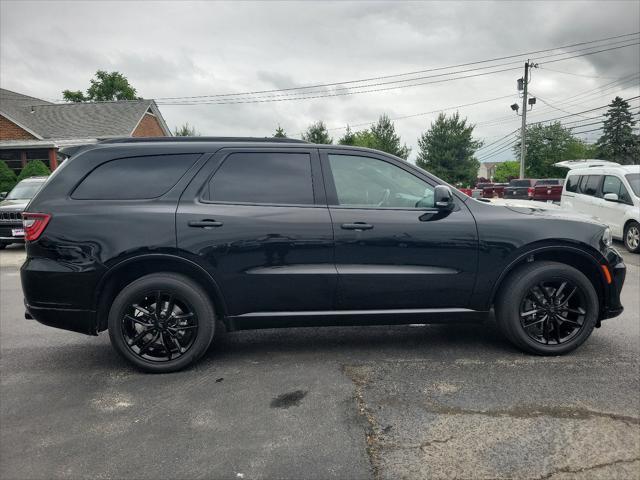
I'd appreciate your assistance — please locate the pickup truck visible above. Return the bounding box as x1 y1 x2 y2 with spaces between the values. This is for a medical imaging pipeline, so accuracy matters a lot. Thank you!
532 179 564 203
504 179 538 200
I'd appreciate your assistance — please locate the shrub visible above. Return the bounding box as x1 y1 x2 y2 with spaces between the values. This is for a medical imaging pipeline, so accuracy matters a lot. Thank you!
17 160 50 182
0 160 17 194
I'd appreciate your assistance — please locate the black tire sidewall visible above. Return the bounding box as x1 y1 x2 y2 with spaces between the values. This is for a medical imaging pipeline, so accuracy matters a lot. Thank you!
624 221 640 253
108 273 215 373
497 262 598 355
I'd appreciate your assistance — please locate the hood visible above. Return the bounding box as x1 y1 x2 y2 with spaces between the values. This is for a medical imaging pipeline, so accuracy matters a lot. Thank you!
0 199 29 211
502 203 604 227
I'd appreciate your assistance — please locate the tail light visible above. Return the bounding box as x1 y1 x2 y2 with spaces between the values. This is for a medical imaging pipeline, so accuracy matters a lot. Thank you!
22 213 51 241
527 187 534 197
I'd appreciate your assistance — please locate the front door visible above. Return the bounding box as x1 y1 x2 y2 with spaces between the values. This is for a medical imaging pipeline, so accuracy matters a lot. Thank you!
320 151 478 310
177 148 336 316
598 174 633 238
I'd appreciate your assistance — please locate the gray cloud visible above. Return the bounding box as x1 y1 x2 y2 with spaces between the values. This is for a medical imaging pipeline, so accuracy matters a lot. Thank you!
1 0 638 161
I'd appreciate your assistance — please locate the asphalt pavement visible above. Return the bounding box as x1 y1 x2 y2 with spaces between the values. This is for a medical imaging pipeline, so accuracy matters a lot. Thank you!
1 243 638 480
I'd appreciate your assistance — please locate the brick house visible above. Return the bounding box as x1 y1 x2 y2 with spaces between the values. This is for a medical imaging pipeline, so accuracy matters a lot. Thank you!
0 88 171 174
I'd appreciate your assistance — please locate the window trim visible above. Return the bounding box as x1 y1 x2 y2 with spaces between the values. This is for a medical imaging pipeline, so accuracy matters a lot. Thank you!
197 147 324 208
319 149 446 211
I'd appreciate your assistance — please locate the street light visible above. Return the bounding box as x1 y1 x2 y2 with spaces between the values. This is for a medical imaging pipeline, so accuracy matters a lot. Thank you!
510 103 520 113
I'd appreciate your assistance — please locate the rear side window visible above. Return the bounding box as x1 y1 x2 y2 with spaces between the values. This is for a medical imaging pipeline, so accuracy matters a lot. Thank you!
72 154 200 200
580 175 602 196
565 175 581 192
206 152 314 205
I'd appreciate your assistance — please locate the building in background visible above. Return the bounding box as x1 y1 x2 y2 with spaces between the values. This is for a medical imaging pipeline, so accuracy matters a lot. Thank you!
0 88 171 174
477 160 504 181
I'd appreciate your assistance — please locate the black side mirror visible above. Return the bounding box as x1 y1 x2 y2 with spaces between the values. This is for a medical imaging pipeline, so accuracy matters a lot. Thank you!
434 185 454 211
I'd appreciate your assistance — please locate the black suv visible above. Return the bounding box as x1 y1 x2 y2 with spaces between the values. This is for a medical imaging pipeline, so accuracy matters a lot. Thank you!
21 138 626 372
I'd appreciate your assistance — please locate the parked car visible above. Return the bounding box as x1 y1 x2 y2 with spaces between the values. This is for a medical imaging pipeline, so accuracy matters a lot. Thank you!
472 182 494 198
21 138 625 372
482 183 508 199
532 179 564 203
0 176 48 249
504 178 538 199
560 163 640 253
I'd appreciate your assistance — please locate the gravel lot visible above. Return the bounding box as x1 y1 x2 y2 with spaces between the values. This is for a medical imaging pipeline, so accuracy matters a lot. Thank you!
1 243 638 480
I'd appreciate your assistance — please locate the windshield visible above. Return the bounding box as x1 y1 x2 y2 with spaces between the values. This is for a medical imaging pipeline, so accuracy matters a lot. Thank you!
6 180 45 200
509 180 532 187
626 173 640 196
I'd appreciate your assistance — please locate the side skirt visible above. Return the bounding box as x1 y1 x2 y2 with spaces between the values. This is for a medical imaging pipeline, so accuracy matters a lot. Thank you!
225 308 490 331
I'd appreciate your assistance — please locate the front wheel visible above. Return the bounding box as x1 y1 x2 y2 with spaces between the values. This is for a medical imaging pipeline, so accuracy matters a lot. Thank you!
108 273 215 373
495 261 599 355
624 221 640 253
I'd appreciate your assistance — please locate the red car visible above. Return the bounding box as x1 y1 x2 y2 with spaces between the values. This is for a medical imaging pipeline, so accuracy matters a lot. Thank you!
532 179 564 202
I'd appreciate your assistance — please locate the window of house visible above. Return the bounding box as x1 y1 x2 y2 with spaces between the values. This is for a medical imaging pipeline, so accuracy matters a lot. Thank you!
206 152 314 205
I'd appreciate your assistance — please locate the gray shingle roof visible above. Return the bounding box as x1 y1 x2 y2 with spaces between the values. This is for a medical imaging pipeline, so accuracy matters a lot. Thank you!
0 88 170 139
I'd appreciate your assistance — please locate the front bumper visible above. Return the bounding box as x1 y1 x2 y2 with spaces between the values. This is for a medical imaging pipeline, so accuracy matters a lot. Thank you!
0 222 25 244
600 248 626 320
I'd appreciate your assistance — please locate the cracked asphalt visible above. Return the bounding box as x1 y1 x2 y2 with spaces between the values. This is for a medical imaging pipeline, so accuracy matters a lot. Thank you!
1 244 639 479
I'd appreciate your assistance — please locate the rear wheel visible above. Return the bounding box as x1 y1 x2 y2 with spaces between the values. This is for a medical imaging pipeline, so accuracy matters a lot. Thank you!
108 273 215 372
624 221 640 253
495 261 599 355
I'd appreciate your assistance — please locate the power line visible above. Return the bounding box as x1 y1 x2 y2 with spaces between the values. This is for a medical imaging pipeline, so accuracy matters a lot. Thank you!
537 65 620 79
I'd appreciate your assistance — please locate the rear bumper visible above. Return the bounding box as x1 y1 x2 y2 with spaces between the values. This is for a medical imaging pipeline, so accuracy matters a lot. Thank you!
24 301 98 335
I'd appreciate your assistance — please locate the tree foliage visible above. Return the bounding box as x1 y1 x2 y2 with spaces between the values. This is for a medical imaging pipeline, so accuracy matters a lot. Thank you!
302 121 333 144
174 122 199 136
514 122 595 178
338 126 375 147
63 70 139 102
416 112 482 186
273 125 287 138
337 116 410 159
596 96 639 164
0 161 17 193
493 161 520 183
17 160 50 182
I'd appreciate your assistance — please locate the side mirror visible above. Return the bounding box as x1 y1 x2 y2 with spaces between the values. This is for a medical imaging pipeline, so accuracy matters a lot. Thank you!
603 193 619 202
0 192 6 200
434 185 454 210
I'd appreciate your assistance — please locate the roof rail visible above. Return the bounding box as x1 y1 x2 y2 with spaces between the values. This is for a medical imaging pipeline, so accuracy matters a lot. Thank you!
554 159 620 170
98 136 309 144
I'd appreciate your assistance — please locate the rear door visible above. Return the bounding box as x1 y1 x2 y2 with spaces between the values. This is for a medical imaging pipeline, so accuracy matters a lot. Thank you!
320 150 478 310
176 147 336 316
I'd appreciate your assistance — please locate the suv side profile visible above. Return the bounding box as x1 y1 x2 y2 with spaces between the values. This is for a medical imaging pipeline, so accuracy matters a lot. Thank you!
560 164 640 253
21 138 626 372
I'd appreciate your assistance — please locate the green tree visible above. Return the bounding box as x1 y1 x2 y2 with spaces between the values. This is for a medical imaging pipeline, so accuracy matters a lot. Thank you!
369 114 411 159
273 125 287 138
596 96 639 164
0 161 17 193
416 112 483 186
174 122 199 136
338 126 376 148
302 121 333 144
493 161 520 183
63 70 139 102
17 160 50 182
515 122 590 178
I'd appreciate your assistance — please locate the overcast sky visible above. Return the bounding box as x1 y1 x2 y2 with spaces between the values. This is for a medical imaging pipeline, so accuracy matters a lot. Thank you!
1 0 639 162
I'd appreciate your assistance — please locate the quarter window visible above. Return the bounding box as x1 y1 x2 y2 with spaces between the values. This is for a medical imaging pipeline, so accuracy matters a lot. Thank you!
206 152 314 205
327 154 434 208
72 154 200 200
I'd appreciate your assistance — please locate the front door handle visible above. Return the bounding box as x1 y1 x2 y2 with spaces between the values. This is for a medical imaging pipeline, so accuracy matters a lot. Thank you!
188 219 223 228
341 222 373 231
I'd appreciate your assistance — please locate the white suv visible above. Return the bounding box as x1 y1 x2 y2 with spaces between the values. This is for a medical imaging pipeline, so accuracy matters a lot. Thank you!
559 161 640 253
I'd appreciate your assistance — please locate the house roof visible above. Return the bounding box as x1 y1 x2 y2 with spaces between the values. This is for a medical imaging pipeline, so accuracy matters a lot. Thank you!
0 88 171 140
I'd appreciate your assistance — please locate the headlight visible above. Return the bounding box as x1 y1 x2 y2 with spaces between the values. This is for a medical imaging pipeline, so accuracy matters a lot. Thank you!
602 227 613 247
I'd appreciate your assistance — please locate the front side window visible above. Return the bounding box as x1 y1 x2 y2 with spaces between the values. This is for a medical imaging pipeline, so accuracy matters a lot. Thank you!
206 152 314 205
602 175 632 203
328 154 434 208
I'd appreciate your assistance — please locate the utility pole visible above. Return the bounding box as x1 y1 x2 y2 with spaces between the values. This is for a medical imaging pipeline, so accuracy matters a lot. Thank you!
519 61 529 179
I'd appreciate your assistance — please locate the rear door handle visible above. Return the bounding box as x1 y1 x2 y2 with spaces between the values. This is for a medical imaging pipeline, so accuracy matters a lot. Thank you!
341 222 373 231
188 219 223 228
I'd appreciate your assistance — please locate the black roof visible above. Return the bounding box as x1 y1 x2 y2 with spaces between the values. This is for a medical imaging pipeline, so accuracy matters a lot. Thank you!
99 136 309 144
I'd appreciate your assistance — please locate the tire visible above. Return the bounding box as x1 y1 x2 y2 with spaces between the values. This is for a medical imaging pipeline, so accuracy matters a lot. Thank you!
0 243 7 250
108 273 215 373
495 261 599 355
624 221 640 254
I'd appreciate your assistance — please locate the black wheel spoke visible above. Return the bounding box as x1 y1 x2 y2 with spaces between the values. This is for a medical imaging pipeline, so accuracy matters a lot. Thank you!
553 315 561 344
564 307 586 315
559 287 577 306
121 290 198 363
524 314 547 328
554 281 567 301
521 308 542 317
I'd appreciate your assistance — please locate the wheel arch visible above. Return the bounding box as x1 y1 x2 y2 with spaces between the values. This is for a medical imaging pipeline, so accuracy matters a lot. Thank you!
488 243 608 314
95 254 227 332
